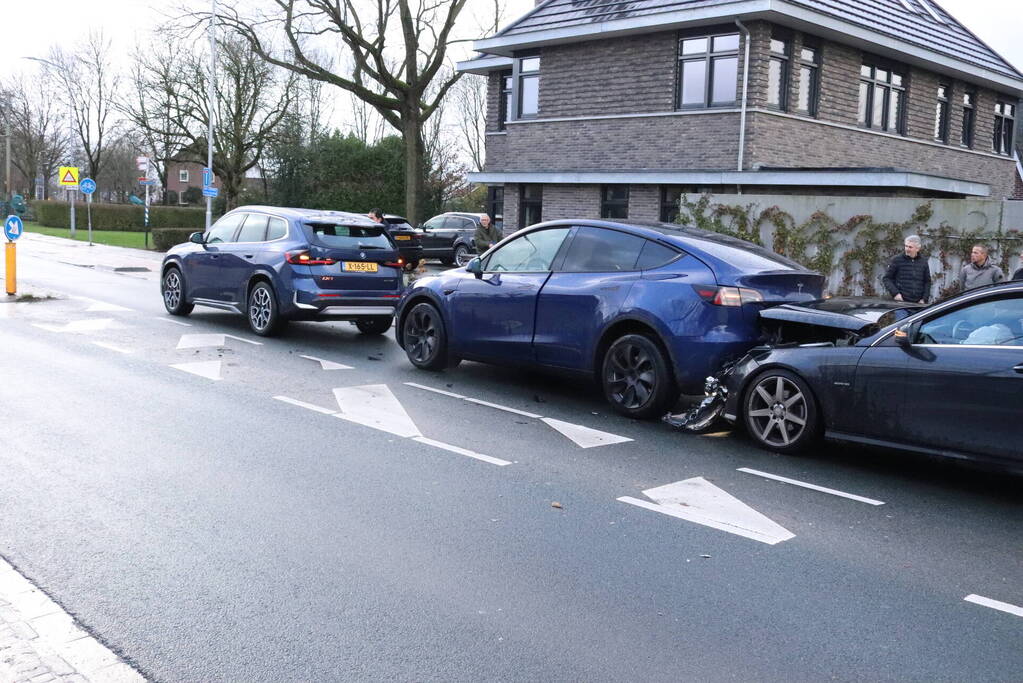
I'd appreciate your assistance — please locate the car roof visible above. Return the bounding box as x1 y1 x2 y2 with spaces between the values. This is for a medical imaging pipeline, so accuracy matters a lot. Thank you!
524 219 811 273
228 205 378 225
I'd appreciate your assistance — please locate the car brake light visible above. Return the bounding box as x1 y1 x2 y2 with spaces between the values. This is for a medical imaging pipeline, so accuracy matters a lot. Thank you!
383 258 405 268
286 250 336 266
692 285 764 306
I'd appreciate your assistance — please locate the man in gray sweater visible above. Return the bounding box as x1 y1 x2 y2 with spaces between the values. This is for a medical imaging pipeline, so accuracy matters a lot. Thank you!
959 244 1004 291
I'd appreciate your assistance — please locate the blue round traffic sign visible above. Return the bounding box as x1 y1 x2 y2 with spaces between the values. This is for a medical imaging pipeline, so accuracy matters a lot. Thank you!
4 215 24 241
80 178 97 195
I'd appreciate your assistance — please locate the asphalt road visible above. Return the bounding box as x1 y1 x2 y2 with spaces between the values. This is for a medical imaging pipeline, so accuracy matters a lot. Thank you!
1 236 1020 682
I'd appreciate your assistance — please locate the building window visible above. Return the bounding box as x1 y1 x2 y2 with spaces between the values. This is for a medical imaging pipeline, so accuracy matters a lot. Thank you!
519 185 542 228
498 71 512 130
487 186 505 231
660 187 683 222
934 84 950 143
767 32 789 110
796 41 820 116
677 31 739 109
993 100 1016 155
600 186 629 219
179 169 189 183
516 56 540 119
858 62 905 134
961 91 976 148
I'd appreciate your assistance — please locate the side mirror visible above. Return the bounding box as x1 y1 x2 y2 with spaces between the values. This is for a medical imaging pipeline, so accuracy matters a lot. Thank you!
466 257 483 279
894 323 914 347
189 232 206 246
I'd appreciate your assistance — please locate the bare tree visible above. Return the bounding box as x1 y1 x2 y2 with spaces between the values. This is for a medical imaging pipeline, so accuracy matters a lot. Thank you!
124 34 298 209
209 0 472 223
41 30 121 183
4 76 71 198
451 74 487 173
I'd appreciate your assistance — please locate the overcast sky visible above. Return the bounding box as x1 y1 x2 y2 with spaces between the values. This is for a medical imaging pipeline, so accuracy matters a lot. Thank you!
3 1 1020 95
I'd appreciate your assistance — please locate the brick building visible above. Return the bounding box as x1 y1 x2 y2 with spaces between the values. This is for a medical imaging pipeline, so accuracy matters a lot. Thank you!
458 0 1023 230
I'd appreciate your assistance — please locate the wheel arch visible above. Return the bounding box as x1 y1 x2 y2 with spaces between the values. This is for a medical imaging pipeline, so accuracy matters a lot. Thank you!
736 363 825 430
395 292 448 347
592 317 677 377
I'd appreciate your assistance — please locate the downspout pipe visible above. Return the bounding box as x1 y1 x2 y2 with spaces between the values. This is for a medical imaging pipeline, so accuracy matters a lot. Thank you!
735 19 751 180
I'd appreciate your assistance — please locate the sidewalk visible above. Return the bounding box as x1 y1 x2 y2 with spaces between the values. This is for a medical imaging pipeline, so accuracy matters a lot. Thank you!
14 233 163 281
0 557 143 682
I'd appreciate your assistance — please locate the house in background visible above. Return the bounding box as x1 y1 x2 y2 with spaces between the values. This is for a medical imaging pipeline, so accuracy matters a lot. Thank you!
166 147 264 204
459 0 1023 229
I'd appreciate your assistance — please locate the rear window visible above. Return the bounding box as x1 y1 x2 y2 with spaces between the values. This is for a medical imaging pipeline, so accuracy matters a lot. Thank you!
690 238 802 272
302 223 392 249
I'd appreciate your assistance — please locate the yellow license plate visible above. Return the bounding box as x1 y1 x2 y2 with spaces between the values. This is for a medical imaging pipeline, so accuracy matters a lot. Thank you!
394 235 411 241
343 261 378 273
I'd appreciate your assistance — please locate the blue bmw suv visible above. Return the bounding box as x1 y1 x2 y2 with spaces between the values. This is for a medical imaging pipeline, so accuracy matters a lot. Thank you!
395 219 823 418
161 206 405 336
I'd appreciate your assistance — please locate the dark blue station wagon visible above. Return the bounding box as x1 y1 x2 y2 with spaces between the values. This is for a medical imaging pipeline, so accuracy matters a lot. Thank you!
160 206 404 336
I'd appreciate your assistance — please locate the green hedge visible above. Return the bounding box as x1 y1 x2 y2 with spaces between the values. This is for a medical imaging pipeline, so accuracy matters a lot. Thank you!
152 228 200 251
34 201 207 231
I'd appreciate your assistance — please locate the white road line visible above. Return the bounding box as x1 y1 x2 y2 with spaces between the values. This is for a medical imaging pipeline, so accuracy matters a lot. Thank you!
404 382 466 399
0 557 144 682
463 397 544 419
170 360 222 380
92 341 131 354
334 384 422 438
413 436 512 467
964 594 1023 618
78 297 132 312
737 468 885 506
541 417 633 448
155 317 192 326
273 395 339 415
226 334 263 345
32 318 117 334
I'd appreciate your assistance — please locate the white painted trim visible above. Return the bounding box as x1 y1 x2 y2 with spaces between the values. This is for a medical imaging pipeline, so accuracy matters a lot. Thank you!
748 108 1014 163
473 0 1023 95
456 55 514 74
505 108 741 125
412 436 512 467
485 132 508 136
964 594 1023 618
468 170 989 196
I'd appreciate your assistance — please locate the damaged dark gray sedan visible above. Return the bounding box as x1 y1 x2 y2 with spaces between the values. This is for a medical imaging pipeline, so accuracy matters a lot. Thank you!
680 282 1023 471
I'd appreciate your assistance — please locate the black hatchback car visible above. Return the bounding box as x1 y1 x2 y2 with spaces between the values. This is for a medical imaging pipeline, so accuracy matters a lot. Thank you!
416 212 489 266
716 282 1023 470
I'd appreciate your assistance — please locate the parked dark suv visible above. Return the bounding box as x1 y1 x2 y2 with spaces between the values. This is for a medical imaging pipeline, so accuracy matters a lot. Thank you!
381 215 423 271
417 212 490 266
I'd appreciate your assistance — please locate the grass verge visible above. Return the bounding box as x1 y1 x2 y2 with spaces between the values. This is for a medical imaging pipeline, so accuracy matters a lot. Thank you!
25 222 156 250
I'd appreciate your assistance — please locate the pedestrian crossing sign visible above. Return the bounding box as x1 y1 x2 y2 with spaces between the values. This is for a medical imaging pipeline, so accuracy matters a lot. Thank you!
58 166 80 188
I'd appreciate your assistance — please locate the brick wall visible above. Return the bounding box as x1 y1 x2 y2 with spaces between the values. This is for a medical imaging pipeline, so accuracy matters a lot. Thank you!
628 185 662 221
540 185 601 220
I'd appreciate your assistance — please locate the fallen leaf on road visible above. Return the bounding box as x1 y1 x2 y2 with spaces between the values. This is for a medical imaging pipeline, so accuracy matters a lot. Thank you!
700 554 711 559
551 501 563 509
367 355 382 361
533 395 546 403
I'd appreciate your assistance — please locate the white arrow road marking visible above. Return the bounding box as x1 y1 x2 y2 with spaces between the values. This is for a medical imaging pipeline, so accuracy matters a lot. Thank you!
78 298 132 312
618 477 796 545
33 318 118 334
299 354 353 370
170 360 222 381
541 417 633 449
964 595 1023 618
155 317 191 327
92 341 131 354
404 382 630 448
333 384 421 438
738 468 885 506
412 437 512 467
176 333 263 349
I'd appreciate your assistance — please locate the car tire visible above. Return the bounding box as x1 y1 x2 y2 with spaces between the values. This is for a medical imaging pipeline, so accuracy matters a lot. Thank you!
247 281 285 337
401 302 451 370
355 316 392 335
162 267 194 316
742 369 821 454
453 244 471 267
439 257 454 266
601 334 676 419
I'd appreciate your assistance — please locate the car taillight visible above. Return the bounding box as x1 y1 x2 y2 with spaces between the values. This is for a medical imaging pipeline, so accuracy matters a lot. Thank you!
286 250 336 266
383 258 405 268
692 285 764 306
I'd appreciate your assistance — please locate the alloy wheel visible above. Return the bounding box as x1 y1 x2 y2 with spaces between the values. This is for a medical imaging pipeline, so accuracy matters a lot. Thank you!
454 246 472 267
404 307 437 363
746 375 808 448
605 341 656 410
163 271 181 310
250 286 272 332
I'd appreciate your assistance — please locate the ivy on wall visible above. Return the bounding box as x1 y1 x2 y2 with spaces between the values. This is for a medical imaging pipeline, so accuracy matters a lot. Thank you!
677 194 1022 299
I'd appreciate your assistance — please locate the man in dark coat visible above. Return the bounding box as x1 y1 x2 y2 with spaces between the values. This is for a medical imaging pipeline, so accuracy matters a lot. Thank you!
474 214 503 254
1013 248 1023 281
882 235 931 304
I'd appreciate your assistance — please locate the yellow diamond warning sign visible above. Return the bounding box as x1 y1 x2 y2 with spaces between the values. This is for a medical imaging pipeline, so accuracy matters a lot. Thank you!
58 166 80 188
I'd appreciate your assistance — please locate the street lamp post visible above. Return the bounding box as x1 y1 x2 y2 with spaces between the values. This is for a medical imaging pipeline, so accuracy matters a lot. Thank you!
206 0 217 231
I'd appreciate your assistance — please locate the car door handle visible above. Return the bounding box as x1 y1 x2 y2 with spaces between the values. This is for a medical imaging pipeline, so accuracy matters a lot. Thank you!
645 273 686 280
1014 364 1023 374
210 254 219 260
244 254 254 259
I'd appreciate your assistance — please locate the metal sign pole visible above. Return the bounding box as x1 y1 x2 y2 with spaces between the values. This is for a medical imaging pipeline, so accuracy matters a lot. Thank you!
87 193 93 246
144 159 151 249
70 188 76 238
205 0 217 231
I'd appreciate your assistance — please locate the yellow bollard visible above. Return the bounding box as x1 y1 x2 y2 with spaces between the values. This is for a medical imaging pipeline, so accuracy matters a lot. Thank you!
5 242 15 296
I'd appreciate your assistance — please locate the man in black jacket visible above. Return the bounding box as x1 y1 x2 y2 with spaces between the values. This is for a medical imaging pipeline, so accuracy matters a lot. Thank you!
1013 247 1023 281
882 235 931 303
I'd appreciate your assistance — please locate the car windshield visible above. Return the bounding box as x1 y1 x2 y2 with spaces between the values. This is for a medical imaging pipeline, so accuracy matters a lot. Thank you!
302 222 391 249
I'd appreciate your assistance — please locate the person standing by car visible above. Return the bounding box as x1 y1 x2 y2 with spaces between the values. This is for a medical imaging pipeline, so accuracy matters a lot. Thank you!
882 235 931 303
1013 247 1023 281
959 244 1004 291
474 214 503 254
